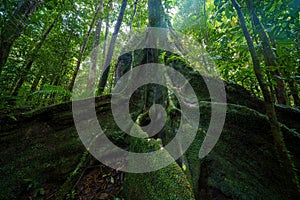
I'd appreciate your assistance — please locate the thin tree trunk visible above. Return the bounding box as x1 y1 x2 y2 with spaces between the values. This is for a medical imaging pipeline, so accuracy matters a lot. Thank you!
47 67 69 103
97 0 128 94
37 75 47 107
26 70 42 102
102 15 110 66
68 4 103 93
231 0 300 197
288 80 300 107
11 17 57 97
87 0 105 91
96 11 110 95
59 9 80 69
246 0 287 105
100 0 112 69
47 77 61 105
29 71 42 94
0 0 42 74
129 0 139 33
53 9 80 97
51 36 74 102
203 0 209 41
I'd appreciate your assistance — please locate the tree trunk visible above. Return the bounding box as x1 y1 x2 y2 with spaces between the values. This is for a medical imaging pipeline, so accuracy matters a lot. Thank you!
47 76 61 105
288 80 300 107
68 4 103 93
95 12 111 96
11 17 57 97
148 0 167 28
87 0 105 91
129 0 139 33
37 75 47 106
50 38 73 102
29 71 42 94
231 0 300 197
100 1 112 68
246 0 287 105
97 0 128 94
0 0 42 74
96 5 110 95
145 0 168 109
102 14 110 66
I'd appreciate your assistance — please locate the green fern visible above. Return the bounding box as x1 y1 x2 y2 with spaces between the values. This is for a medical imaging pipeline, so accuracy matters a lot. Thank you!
30 85 72 97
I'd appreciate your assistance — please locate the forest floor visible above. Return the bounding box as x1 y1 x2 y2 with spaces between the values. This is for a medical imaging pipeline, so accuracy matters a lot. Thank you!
72 163 124 200
23 162 125 200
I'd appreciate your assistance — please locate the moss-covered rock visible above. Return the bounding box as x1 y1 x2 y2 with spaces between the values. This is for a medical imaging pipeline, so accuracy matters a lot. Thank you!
0 96 110 199
168 59 300 133
123 125 195 200
1 69 300 200
187 102 300 199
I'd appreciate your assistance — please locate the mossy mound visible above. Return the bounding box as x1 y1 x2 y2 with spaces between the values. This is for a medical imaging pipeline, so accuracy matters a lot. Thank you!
0 107 84 199
169 59 300 133
0 96 111 199
123 126 195 200
122 100 300 199
186 102 300 199
1 76 300 199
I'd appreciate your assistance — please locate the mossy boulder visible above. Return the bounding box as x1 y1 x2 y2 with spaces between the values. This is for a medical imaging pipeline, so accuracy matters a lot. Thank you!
123 125 195 200
1 69 300 199
169 59 300 133
186 102 300 199
0 96 111 199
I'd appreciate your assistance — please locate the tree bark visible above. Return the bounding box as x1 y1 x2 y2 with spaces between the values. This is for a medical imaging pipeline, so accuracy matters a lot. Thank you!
68 4 103 93
30 71 42 94
87 0 105 91
102 14 110 66
129 0 139 33
120 0 169 143
231 0 300 197
146 0 168 109
288 79 300 107
97 0 128 94
0 0 42 74
246 0 287 105
95 5 111 95
148 0 167 28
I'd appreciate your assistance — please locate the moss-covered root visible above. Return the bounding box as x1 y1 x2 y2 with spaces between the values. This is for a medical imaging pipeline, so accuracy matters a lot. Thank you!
124 126 195 200
53 151 92 200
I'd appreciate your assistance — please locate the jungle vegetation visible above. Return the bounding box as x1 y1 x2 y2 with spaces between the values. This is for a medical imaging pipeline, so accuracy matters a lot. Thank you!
0 0 299 199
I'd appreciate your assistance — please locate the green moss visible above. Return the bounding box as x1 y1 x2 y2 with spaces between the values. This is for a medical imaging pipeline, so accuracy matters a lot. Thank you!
124 126 195 200
2 90 300 200
124 102 300 199
186 103 300 199
0 121 84 199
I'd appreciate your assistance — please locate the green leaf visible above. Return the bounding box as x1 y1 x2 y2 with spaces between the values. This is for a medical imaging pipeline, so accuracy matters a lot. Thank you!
39 188 45 195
